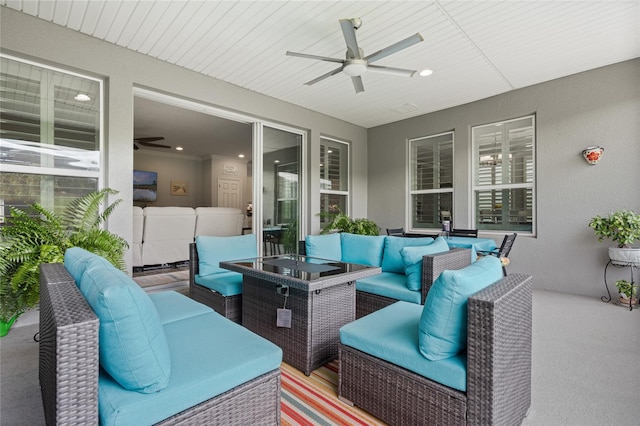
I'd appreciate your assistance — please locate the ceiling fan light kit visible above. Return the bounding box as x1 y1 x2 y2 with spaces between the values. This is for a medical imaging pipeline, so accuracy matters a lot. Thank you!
286 17 424 93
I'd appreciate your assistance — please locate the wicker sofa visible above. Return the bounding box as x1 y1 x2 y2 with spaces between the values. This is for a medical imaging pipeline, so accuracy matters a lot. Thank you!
39 248 282 425
304 233 473 318
338 259 533 426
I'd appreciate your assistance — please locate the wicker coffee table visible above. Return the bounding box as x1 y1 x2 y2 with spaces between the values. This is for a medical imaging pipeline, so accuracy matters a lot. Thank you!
221 255 380 375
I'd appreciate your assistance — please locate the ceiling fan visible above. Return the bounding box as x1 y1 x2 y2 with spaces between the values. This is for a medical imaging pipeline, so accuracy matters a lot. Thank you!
133 137 170 151
286 18 424 93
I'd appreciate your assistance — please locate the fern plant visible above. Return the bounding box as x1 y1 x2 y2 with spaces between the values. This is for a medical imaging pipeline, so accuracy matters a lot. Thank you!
0 188 129 327
320 206 380 236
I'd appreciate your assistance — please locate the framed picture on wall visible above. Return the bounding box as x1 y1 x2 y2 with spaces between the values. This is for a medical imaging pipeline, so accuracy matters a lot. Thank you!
170 181 188 196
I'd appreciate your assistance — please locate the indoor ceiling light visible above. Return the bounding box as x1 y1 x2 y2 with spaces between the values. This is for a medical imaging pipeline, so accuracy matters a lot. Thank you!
274 160 280 163
343 60 368 77
419 69 433 77
74 93 91 101
176 146 183 151
238 154 245 158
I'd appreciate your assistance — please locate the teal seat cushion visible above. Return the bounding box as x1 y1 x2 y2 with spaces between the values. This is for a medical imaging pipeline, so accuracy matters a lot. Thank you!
64 247 112 284
400 236 450 291
194 272 243 296
419 255 503 361
356 272 421 304
80 263 171 393
196 234 257 277
97 311 283 426
149 291 213 325
381 236 435 273
340 301 467 392
305 233 342 261
341 234 386 267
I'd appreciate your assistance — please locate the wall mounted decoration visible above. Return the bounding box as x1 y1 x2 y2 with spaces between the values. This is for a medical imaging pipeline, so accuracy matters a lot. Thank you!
582 146 604 165
223 164 238 175
170 181 188 196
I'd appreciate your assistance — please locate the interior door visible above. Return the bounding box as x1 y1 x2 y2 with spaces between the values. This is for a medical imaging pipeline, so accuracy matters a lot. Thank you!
217 177 241 209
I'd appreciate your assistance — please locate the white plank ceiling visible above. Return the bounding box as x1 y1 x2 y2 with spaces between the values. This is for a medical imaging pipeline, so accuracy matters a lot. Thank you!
2 0 639 129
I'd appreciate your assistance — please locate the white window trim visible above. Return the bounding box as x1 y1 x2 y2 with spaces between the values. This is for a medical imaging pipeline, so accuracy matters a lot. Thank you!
319 136 350 215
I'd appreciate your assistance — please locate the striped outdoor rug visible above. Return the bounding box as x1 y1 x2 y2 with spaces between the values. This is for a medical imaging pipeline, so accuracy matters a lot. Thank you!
281 360 386 426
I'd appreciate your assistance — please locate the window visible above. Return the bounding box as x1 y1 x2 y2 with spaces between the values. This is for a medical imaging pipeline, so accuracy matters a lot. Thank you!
408 132 454 231
0 55 102 222
472 115 535 234
319 137 349 227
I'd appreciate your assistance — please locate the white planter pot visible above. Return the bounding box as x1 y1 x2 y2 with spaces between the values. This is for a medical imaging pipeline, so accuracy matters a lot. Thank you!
608 247 640 266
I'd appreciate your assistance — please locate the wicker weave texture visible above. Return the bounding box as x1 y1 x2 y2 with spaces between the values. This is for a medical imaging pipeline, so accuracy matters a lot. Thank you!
339 273 532 426
243 275 356 375
39 263 99 426
157 370 281 426
189 243 242 323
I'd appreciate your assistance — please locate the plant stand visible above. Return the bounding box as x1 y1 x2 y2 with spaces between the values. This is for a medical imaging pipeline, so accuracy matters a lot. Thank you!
602 260 638 311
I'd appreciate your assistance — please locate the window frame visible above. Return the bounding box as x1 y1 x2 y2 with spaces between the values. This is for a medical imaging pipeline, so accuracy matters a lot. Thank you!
407 131 454 233
319 136 350 225
471 114 536 236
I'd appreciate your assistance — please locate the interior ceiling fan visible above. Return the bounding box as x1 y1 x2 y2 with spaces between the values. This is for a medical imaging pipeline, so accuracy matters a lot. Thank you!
133 137 170 151
286 18 424 93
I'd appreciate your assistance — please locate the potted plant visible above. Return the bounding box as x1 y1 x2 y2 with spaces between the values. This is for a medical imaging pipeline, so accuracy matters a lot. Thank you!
615 279 638 306
0 188 129 337
320 205 380 236
588 209 640 266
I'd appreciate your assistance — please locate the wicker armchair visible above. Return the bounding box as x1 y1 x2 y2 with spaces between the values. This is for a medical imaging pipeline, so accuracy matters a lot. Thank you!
356 248 472 318
339 273 533 425
189 242 242 323
39 263 281 425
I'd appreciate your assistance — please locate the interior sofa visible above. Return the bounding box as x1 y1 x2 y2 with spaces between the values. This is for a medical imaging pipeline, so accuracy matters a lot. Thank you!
304 233 473 318
338 255 533 425
39 247 282 425
133 206 245 268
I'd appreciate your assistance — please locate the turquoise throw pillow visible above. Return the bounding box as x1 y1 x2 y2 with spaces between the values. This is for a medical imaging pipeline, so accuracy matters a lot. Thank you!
64 247 112 284
341 234 386 266
400 237 450 291
418 255 503 361
80 263 171 393
196 234 258 277
381 236 436 273
305 233 342 261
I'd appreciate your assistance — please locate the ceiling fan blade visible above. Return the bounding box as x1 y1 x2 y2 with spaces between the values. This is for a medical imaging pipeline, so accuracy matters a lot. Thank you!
365 33 424 64
339 18 362 58
134 143 140 151
351 76 364 93
140 142 171 148
367 64 417 77
134 137 165 143
304 66 344 86
286 51 344 64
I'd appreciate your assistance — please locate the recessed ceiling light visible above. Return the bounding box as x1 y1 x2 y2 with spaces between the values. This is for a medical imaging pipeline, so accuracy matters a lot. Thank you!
176 146 183 151
74 93 91 101
327 149 333 153
274 160 280 163
419 69 433 77
238 154 245 158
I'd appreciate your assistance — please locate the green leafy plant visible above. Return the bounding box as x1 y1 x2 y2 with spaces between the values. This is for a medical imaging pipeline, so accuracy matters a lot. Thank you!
588 209 640 248
0 188 129 328
615 279 638 299
320 206 380 236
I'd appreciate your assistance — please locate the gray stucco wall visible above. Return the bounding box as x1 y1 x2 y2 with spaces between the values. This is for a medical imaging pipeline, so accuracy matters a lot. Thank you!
0 6 368 270
368 59 640 297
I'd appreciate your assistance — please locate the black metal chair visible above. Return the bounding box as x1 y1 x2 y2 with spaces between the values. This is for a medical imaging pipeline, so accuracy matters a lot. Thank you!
479 233 517 276
386 228 406 237
449 228 478 238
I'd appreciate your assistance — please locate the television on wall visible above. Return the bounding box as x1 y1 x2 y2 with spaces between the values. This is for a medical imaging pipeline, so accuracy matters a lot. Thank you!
133 170 158 202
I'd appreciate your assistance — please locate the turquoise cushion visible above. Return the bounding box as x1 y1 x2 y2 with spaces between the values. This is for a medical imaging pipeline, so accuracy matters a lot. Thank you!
194 272 243 296
196 234 257 277
341 234 386 266
381 236 435 273
80 263 171 393
340 301 467 392
97 311 283 426
419 255 503 361
64 247 112 284
149 291 213 325
401 237 450 291
356 272 422 304
305 233 342 261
